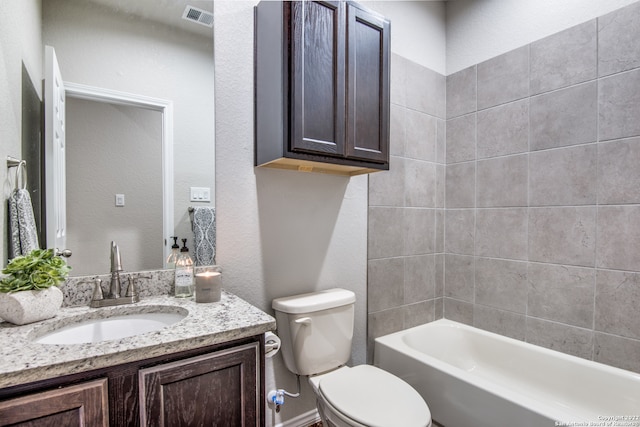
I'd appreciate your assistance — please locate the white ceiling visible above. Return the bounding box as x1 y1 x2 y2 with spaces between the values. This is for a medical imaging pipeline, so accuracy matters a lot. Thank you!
85 0 214 38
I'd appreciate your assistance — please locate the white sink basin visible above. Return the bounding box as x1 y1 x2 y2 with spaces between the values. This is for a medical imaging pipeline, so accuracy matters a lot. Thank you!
34 311 187 345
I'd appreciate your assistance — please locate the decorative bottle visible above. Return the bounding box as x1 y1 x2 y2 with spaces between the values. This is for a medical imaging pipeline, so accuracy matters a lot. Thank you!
174 238 194 298
166 236 180 269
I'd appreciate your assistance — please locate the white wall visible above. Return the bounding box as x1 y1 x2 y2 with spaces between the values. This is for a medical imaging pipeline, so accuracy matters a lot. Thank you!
214 1 446 425
42 0 214 259
0 0 42 265
215 3 364 422
446 0 640 74
362 0 446 74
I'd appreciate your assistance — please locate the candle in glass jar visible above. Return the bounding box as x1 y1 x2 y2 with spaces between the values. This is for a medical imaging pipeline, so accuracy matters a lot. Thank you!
195 271 222 303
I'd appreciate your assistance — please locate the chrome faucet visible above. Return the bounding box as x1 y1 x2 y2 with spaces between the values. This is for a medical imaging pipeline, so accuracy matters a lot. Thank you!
87 242 145 308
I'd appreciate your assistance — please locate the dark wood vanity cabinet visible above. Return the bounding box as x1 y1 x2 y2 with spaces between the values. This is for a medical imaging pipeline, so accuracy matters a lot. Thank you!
0 337 263 427
255 0 390 176
139 342 259 426
0 378 109 426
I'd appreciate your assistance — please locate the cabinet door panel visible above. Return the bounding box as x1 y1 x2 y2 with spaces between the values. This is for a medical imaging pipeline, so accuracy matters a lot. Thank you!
7 410 78 427
346 5 390 163
139 343 259 427
291 1 346 156
0 378 109 427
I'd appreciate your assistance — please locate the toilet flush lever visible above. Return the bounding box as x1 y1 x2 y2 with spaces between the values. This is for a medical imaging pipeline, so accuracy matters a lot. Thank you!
295 317 312 326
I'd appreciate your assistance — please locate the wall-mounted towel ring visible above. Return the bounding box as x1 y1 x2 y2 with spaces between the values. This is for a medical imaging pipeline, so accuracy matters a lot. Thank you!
6 156 27 191
7 156 38 258
15 160 27 191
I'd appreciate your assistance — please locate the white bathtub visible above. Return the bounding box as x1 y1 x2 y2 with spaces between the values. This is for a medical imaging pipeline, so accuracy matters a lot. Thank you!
374 319 640 427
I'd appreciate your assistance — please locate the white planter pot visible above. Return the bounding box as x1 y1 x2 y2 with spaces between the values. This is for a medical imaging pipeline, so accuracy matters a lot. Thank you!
0 286 63 325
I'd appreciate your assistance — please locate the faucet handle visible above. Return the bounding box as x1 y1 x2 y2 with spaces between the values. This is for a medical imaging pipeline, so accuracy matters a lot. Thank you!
126 275 151 298
125 277 137 298
92 279 104 301
79 278 104 302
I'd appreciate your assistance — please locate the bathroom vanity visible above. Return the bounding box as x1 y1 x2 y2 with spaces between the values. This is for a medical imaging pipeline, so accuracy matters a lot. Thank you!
0 293 276 426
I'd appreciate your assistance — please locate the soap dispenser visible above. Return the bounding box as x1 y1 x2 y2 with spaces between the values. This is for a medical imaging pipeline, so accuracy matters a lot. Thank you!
174 238 194 298
166 236 180 269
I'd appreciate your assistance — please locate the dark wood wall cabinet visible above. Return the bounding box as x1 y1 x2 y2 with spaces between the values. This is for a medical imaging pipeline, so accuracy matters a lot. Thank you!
255 0 390 176
0 337 263 427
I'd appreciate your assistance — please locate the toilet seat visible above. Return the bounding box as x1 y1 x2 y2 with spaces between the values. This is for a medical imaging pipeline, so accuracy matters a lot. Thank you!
317 365 431 427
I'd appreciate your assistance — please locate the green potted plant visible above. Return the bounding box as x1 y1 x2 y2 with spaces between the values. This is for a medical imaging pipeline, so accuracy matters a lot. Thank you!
0 249 71 325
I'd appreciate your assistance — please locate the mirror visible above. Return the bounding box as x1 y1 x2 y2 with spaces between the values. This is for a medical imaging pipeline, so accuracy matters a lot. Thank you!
64 91 167 276
41 0 215 275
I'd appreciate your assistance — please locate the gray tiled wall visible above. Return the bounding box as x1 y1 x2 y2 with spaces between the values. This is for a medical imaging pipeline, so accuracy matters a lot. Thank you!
443 1 640 373
367 54 446 362
368 1 640 373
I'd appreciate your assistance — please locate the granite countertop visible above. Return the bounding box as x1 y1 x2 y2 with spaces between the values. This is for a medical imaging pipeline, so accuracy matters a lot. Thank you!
0 292 276 389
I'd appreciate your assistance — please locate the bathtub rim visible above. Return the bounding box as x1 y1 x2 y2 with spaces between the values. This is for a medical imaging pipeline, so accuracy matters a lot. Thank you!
374 318 640 424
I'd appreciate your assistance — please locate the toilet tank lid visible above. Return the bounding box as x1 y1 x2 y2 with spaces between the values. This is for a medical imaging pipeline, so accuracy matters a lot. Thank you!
272 288 356 314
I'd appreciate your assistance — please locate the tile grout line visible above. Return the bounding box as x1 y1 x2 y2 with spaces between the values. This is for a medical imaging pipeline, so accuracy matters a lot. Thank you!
526 42 532 343
592 14 601 363
472 64 478 319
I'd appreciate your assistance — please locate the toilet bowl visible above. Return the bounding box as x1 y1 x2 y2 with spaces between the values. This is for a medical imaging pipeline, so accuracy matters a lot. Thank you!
272 289 432 427
309 366 431 427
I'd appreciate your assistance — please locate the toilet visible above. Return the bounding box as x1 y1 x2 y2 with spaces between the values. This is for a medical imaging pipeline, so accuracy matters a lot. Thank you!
272 288 432 427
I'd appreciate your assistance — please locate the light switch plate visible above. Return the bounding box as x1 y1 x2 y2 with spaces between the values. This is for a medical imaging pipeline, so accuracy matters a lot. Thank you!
190 187 211 202
115 194 125 207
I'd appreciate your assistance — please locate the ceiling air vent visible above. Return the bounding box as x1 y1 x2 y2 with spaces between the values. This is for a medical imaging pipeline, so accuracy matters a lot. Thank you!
182 5 213 28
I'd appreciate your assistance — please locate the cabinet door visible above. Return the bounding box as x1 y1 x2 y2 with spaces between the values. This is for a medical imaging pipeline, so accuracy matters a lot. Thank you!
0 378 109 427
139 342 259 427
290 1 346 157
345 4 390 163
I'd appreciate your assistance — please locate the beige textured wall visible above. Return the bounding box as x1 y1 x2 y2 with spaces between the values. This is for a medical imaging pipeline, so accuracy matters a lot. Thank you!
0 0 42 265
214 1 447 425
215 2 366 423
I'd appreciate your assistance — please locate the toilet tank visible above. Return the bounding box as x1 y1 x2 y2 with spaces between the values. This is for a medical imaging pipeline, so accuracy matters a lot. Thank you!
272 288 356 376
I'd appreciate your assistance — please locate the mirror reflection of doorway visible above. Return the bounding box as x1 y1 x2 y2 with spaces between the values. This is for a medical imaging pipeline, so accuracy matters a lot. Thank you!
65 97 163 275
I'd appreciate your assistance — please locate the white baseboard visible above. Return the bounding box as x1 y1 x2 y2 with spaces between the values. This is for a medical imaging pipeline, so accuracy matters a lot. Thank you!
273 409 321 427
